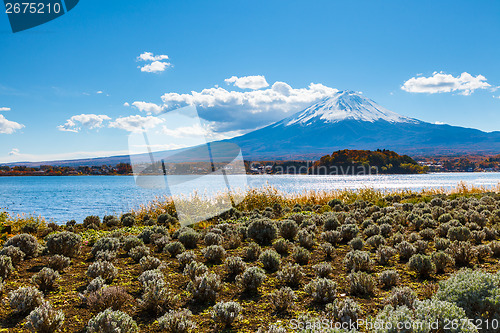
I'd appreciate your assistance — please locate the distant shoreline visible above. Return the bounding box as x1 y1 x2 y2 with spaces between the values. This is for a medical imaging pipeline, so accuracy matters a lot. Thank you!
1 170 500 178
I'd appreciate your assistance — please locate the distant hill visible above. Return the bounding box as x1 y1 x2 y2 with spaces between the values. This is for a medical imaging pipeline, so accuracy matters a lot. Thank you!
309 149 427 175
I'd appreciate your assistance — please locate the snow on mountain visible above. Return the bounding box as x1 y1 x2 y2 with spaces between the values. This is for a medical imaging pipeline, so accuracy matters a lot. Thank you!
281 90 418 127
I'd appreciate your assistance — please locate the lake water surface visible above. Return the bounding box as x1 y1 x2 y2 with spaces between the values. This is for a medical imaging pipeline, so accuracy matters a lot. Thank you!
0 173 499 223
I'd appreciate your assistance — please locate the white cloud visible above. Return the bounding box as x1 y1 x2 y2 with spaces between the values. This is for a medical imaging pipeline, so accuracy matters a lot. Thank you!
158 81 338 132
131 143 187 151
401 71 491 95
225 75 269 90
161 123 207 138
57 114 111 133
96 91 103 94
9 148 20 156
139 61 171 73
0 107 11 111
123 102 130 107
137 52 169 62
137 52 171 73
109 115 164 132
132 101 164 114
434 121 445 125
0 114 24 134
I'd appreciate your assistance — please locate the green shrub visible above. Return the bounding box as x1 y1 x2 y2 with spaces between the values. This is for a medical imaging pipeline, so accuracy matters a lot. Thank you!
259 249 281 272
322 230 342 245
178 230 200 249
434 269 500 325
83 216 100 229
243 242 261 262
277 263 303 287
305 278 337 304
272 238 291 255
326 298 360 327
121 215 136 227
183 261 208 281
324 215 340 231
447 226 471 242
32 267 59 291
203 245 227 264
447 241 477 266
298 229 315 249
349 237 364 251
158 308 196 333
204 232 223 246
157 213 178 226
292 246 310 265
0 255 14 279
138 269 164 287
187 272 221 303
384 286 417 308
435 237 451 251
270 287 296 312
47 254 71 271
176 251 196 270
122 235 144 252
103 215 120 227
95 250 116 262
212 301 242 327
91 237 120 257
25 301 65 333
86 309 138 333
247 218 278 245
86 286 132 312
9 286 44 314
164 241 186 257
344 250 373 272
376 246 397 266
224 256 246 277
321 242 336 258
86 260 118 283
4 233 39 258
340 224 359 242
138 279 178 314
45 231 82 258
139 255 162 271
348 271 375 297
408 254 435 277
378 270 399 289
0 245 25 265
431 251 454 274
128 245 150 263
313 262 333 278
395 241 415 261
236 266 266 293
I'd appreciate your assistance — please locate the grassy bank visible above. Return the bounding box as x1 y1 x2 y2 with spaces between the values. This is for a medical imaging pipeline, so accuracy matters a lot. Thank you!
0 184 500 332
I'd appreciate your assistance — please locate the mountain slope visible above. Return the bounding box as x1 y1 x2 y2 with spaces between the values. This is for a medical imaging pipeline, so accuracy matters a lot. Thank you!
231 91 500 159
4 90 500 167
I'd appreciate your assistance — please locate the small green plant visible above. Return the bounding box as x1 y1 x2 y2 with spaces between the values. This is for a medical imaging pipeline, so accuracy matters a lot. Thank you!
212 301 242 327
236 266 266 293
86 309 138 333
25 301 65 333
158 308 196 333
305 277 337 304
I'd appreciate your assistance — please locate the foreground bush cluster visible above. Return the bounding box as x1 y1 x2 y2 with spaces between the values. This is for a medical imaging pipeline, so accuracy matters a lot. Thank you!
1 190 500 332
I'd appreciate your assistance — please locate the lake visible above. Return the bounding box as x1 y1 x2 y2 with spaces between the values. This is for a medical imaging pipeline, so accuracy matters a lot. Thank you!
0 173 499 224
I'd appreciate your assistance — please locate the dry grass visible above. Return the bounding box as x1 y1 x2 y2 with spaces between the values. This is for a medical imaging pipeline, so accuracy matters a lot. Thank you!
132 181 500 221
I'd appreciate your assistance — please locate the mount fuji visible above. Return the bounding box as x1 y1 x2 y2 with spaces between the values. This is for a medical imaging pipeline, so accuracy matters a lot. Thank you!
230 90 500 159
5 90 500 167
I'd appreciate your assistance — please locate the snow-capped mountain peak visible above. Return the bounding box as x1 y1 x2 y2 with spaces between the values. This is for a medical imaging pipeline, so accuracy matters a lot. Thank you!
283 90 417 126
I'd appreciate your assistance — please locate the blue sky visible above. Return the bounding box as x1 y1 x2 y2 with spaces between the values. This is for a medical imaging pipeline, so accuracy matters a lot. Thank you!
0 0 499 162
